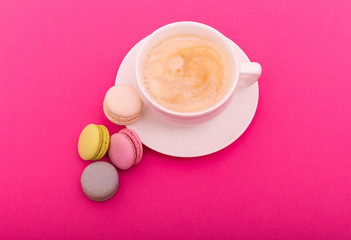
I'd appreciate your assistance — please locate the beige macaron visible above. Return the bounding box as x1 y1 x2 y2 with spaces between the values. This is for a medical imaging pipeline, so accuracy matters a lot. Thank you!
103 84 143 125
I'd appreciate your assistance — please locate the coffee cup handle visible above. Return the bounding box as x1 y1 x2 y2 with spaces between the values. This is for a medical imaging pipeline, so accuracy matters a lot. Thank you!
238 62 262 88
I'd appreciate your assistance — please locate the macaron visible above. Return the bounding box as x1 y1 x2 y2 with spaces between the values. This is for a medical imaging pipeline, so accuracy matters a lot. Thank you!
108 128 143 170
78 124 110 161
103 84 143 125
81 161 119 201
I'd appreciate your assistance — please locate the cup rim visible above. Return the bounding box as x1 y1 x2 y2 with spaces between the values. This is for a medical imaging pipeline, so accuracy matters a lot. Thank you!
136 21 239 118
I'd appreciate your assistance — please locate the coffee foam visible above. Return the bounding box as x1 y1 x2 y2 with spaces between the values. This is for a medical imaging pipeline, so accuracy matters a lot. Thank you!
142 35 233 113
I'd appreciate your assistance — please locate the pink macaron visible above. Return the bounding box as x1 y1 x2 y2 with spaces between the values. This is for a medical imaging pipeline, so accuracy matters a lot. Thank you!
108 128 143 170
103 84 143 125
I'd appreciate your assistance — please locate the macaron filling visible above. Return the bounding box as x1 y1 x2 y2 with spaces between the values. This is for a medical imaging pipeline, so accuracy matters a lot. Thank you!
103 101 141 125
91 125 104 160
93 125 110 160
119 129 142 165
120 132 137 164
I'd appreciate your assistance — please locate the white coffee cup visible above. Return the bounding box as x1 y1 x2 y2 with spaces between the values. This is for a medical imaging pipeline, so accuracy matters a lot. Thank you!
135 21 261 126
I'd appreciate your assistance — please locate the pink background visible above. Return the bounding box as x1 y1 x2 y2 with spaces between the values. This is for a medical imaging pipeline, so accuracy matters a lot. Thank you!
1 0 351 239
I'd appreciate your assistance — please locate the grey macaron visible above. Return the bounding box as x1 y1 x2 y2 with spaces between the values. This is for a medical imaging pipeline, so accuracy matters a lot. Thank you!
81 161 119 201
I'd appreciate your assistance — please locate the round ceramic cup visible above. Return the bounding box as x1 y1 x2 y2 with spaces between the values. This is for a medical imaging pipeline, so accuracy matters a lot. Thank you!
135 21 261 126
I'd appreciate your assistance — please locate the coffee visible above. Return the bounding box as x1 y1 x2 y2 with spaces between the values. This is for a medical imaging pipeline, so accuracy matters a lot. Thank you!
142 34 234 113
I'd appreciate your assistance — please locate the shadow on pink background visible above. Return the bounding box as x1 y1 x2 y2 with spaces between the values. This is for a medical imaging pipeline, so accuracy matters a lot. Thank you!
1 0 351 239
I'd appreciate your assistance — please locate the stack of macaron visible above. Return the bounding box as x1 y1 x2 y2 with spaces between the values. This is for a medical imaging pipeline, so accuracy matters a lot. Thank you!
77 84 144 202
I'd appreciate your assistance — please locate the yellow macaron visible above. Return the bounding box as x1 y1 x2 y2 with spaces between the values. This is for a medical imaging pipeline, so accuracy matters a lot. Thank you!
78 124 110 161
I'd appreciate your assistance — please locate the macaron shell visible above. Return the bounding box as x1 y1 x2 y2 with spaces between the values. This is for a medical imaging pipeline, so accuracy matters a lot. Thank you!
78 124 101 161
108 133 136 170
81 161 119 201
103 85 143 125
119 128 143 165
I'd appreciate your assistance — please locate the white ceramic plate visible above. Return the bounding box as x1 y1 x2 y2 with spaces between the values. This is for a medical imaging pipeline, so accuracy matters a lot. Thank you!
116 38 259 157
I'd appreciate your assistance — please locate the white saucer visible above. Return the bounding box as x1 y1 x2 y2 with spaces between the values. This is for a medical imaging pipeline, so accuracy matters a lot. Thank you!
115 38 259 157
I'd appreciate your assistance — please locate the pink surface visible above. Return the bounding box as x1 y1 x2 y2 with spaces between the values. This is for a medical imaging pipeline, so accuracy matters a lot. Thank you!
0 0 351 239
